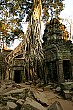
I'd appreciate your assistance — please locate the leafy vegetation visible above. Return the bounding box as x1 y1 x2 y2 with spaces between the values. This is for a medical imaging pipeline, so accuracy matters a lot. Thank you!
0 0 64 46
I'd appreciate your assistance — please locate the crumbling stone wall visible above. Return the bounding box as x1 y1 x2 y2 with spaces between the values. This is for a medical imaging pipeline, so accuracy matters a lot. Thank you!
43 18 73 83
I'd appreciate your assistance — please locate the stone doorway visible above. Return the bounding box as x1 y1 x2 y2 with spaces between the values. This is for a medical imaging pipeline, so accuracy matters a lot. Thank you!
52 61 58 82
63 60 72 80
14 70 22 83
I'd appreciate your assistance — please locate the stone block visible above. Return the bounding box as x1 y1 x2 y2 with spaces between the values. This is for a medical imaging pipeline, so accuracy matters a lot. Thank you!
16 99 24 105
4 88 26 95
7 102 17 110
0 106 8 110
61 82 73 90
44 85 52 91
55 87 61 92
63 90 72 99
24 97 47 110
7 96 17 101
48 101 63 110
21 104 38 110
33 91 49 106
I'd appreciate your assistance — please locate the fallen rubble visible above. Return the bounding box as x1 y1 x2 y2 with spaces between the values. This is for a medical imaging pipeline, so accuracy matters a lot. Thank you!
60 82 73 100
24 97 47 110
0 80 73 110
0 80 49 110
47 101 63 110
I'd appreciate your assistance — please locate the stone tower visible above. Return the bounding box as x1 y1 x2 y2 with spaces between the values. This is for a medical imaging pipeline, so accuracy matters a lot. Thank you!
43 18 73 83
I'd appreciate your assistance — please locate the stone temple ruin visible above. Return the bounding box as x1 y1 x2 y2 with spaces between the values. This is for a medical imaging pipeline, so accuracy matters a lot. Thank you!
43 18 73 83
4 0 44 83
5 23 44 83
0 0 73 84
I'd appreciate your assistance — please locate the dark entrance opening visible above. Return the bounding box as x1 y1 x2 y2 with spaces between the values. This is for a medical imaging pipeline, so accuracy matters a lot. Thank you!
25 68 28 81
63 60 72 80
14 70 22 83
49 61 58 82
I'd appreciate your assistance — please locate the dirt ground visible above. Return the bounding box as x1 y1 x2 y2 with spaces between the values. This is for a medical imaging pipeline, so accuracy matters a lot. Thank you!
44 90 73 110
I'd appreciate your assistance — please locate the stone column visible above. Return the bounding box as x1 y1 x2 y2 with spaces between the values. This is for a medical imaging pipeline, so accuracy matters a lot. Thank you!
44 62 49 84
71 65 73 79
27 59 30 81
0 71 1 80
58 60 64 83
21 71 23 83
12 69 14 81
23 65 26 82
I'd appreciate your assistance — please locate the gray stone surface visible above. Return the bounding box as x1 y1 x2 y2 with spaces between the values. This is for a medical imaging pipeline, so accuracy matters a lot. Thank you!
61 82 73 90
21 104 38 110
63 90 72 99
24 97 47 110
0 80 73 110
33 91 49 106
48 101 63 110
7 102 17 110
4 88 26 95
16 99 24 105
55 87 61 92
0 106 8 110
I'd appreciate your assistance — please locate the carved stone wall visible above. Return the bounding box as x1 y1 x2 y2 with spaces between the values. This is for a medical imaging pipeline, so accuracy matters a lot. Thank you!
43 18 73 83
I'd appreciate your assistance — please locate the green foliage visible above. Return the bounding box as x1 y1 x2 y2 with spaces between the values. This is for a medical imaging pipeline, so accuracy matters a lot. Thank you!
0 0 64 46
